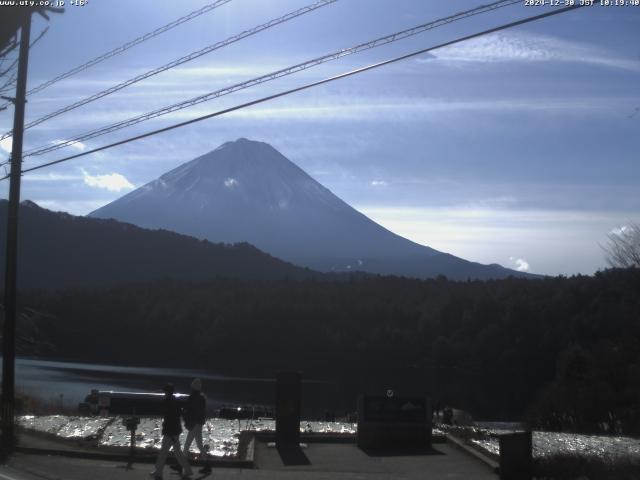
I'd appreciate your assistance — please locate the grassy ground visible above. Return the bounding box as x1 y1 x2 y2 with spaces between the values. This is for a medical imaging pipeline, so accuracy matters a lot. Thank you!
534 453 640 480
438 424 640 480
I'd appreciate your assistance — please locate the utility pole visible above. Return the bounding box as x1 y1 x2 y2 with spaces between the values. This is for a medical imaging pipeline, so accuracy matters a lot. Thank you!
2 10 32 453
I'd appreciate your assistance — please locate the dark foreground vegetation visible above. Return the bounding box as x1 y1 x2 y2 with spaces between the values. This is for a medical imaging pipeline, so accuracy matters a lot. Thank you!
11 268 640 434
534 453 640 480
0 200 313 289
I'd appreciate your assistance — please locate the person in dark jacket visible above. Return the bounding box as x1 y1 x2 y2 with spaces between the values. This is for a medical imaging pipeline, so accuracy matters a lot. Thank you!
150 383 192 479
183 378 207 459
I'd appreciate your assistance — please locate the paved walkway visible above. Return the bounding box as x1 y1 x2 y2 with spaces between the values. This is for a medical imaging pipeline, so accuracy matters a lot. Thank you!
1 439 497 480
253 441 497 479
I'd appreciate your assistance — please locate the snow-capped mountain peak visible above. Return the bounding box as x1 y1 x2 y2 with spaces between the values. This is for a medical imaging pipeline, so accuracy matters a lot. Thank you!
89 138 530 280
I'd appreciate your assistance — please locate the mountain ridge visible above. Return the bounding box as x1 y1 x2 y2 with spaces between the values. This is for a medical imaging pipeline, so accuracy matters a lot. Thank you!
90 138 534 280
0 199 315 289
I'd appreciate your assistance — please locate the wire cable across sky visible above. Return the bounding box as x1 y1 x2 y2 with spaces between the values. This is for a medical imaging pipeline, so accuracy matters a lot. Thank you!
23 0 521 158
0 0 337 140
0 0 234 113
27 0 232 98
2 3 587 182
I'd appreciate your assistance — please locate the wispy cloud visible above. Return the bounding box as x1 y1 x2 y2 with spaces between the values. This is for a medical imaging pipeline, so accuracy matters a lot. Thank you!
509 256 530 272
158 65 275 81
31 65 272 93
53 139 86 151
33 199 109 216
370 180 387 187
19 94 633 143
82 169 134 192
23 172 83 182
175 96 631 122
0 136 11 153
224 178 239 188
357 205 634 275
431 32 640 72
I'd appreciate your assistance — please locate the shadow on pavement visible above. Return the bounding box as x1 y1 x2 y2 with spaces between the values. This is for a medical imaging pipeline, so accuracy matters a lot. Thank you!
276 444 312 466
359 445 445 457
192 472 213 480
165 463 212 479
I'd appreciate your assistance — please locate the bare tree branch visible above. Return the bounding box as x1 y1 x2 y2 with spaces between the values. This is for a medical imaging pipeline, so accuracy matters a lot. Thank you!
602 222 640 268
0 38 18 59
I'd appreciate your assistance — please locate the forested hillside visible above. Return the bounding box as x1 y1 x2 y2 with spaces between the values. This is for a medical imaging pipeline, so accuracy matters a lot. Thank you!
0 200 313 288
15 268 640 433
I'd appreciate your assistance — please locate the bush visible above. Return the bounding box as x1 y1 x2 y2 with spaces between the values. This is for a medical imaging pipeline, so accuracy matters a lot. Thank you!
534 453 640 480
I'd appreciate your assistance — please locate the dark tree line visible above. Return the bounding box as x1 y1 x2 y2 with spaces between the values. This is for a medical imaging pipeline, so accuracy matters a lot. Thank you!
0 200 314 289
11 268 640 434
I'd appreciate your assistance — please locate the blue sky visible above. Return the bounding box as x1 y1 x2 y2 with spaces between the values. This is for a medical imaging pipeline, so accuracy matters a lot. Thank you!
0 0 638 275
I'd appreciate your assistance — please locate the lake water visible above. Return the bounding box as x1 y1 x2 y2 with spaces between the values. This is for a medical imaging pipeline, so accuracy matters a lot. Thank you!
14 359 640 461
12 357 345 417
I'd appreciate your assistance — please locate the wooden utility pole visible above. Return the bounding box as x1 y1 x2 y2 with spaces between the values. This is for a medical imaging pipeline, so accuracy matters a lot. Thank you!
2 10 32 453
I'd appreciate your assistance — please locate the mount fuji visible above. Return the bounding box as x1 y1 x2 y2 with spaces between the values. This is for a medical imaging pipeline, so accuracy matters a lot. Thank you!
89 138 531 280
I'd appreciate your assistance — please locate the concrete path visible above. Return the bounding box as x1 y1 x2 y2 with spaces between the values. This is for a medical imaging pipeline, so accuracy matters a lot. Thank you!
254 441 497 479
1 440 497 480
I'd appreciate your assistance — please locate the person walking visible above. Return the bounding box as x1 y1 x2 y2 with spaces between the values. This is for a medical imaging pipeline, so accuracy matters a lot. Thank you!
150 383 193 479
183 378 208 469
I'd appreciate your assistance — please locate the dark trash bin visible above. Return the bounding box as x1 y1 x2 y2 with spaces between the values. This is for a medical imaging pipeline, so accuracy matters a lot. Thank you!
276 371 301 447
499 430 532 480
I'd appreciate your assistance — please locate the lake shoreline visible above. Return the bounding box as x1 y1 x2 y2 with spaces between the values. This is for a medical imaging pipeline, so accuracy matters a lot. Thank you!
12 357 349 419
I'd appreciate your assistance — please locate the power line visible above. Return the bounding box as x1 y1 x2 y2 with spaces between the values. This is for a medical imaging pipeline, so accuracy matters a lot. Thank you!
0 72 17 92
0 0 233 113
0 27 48 82
0 26 48 78
29 0 232 97
0 56 19 78
1 0 337 139
24 0 521 157
0 37 18 59
0 27 49 111
4 3 587 181
29 26 49 50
